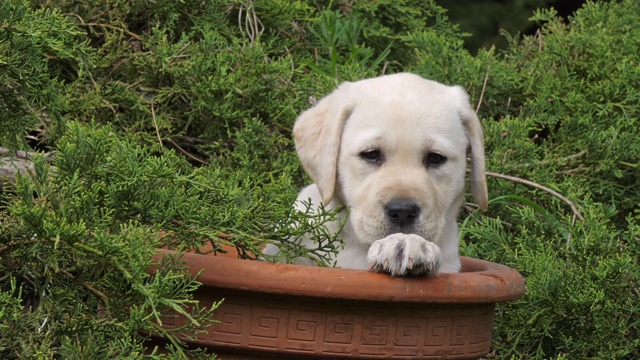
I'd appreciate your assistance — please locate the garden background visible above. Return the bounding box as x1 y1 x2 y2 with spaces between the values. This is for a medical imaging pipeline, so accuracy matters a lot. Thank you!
1 0 639 358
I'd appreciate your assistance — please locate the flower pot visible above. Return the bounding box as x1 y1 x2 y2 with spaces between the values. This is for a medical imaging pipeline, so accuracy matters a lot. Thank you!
150 249 525 359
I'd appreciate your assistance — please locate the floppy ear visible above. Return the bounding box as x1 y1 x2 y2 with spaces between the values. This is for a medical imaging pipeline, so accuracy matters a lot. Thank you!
293 83 355 205
454 86 488 211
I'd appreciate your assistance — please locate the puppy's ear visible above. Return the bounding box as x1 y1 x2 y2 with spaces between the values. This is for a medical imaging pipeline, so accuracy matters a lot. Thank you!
293 82 355 205
454 86 488 211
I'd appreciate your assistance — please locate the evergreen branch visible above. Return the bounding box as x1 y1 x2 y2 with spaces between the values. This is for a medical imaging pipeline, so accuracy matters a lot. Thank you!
148 322 190 358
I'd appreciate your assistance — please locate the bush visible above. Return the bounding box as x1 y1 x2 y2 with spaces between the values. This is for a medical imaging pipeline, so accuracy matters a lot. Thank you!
1 0 639 359
409 1 640 358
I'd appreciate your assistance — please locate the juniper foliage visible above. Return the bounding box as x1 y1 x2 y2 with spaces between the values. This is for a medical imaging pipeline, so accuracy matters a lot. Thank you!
1 0 639 359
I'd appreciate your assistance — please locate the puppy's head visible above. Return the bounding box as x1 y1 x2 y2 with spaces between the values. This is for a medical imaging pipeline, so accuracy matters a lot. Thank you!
293 73 487 246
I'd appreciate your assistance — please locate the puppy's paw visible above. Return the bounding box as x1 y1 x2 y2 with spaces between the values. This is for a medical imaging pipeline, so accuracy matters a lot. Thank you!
367 234 441 277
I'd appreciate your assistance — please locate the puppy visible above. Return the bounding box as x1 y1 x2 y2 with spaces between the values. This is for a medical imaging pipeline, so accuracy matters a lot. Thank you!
264 73 487 276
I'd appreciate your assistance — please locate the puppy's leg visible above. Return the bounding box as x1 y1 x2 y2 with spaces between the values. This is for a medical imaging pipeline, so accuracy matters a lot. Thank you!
367 234 442 277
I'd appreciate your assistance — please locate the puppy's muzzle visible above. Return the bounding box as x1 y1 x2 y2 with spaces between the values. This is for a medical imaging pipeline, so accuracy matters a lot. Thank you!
385 199 420 228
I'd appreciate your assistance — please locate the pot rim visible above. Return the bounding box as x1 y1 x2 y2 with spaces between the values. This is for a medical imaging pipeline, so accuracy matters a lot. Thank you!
153 250 525 304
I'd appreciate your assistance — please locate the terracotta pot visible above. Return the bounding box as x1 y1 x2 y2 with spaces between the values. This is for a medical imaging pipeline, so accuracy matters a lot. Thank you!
150 249 525 359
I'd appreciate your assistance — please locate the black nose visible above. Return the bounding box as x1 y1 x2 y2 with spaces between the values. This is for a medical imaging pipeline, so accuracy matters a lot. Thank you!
385 199 420 227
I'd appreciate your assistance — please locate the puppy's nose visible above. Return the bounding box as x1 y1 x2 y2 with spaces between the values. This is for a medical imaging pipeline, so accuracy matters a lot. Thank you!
385 199 420 227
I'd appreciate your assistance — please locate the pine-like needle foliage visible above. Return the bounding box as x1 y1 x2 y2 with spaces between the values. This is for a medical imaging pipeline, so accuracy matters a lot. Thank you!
1 0 639 359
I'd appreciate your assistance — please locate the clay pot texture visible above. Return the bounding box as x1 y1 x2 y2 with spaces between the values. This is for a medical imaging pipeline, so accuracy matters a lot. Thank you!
151 250 525 359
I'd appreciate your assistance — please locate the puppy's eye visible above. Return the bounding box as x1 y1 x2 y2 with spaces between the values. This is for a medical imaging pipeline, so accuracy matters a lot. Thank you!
359 149 383 164
425 152 446 167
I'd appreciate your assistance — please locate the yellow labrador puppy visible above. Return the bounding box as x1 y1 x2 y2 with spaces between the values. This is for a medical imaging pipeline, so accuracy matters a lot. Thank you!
264 73 487 276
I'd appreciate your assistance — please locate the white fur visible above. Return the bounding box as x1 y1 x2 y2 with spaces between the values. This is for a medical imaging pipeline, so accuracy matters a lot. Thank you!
263 73 487 276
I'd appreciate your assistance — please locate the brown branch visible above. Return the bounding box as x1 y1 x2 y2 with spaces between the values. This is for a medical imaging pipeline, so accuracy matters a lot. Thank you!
486 171 584 221
174 135 208 145
69 13 142 41
82 22 142 40
60 269 109 303
166 138 208 165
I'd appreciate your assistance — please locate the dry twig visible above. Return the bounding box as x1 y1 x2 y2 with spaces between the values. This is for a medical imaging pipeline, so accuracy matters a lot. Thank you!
486 171 584 221
513 150 588 168
61 269 109 303
476 66 490 113
68 13 142 40
238 0 264 45
150 99 163 148
166 138 208 165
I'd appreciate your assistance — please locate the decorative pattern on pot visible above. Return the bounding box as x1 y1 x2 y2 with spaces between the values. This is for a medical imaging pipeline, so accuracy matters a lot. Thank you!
150 250 525 359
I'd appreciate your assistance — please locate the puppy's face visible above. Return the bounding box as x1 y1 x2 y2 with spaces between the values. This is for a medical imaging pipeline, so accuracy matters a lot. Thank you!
293 73 487 247
337 91 469 246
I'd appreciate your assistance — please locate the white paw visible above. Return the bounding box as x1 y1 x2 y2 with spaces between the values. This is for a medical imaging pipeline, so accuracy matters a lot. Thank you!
367 234 442 277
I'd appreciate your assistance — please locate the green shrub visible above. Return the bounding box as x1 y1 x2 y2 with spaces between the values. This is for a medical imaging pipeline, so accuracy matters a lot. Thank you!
1 123 219 358
0 0 92 148
0 120 344 359
1 0 640 359
410 1 640 358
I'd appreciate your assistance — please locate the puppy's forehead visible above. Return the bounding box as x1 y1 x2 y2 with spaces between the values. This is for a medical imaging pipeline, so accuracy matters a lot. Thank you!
349 73 459 103
344 78 467 150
